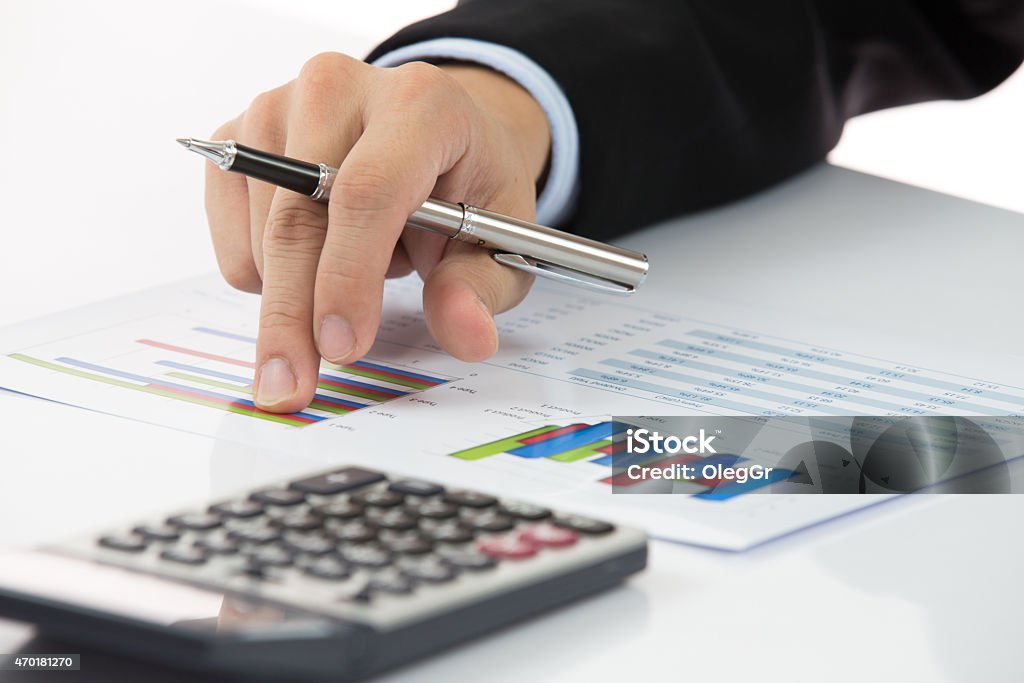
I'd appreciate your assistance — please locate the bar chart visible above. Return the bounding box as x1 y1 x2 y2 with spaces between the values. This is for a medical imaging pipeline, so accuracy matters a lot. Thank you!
448 420 793 499
8 323 454 427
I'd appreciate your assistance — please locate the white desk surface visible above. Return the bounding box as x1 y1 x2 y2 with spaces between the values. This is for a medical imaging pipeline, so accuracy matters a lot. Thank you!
1 2 1022 682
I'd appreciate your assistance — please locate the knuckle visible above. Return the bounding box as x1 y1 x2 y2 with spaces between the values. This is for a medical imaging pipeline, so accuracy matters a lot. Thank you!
264 203 327 246
259 298 307 332
242 89 287 143
297 52 354 99
391 61 454 104
332 166 397 214
316 250 371 290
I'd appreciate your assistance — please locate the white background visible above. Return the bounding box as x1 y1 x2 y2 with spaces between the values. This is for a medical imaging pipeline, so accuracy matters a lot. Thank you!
0 0 1020 327
0 3 1022 682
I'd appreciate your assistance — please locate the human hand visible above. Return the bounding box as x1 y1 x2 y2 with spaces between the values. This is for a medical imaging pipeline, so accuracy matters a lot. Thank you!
204 53 551 413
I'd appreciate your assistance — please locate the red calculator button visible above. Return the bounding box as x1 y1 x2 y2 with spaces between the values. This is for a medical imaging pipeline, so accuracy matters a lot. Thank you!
520 523 578 548
477 535 537 560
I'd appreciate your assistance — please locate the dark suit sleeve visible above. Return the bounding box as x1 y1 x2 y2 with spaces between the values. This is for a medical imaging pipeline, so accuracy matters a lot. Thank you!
367 1 1024 238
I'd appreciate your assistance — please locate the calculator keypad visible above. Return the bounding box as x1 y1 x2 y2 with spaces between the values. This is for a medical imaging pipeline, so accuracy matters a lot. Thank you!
93 467 616 607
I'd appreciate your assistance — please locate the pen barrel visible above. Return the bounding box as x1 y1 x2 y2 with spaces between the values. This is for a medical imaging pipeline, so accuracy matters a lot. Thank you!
455 205 648 291
232 144 322 196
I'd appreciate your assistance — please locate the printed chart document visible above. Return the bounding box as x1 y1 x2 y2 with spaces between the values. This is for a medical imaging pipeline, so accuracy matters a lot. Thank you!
2 271 1021 551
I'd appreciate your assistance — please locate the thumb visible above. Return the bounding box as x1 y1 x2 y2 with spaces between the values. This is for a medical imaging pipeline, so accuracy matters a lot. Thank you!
422 240 534 361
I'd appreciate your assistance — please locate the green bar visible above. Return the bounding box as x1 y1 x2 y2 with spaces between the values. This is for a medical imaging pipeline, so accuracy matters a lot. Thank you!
141 385 308 426
316 380 386 402
168 371 351 415
8 353 308 427
328 364 431 391
307 400 354 415
449 426 561 461
10 353 143 390
546 440 613 463
167 371 247 393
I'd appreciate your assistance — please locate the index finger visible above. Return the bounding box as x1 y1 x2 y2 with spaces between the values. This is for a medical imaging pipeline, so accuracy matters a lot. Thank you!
313 64 472 364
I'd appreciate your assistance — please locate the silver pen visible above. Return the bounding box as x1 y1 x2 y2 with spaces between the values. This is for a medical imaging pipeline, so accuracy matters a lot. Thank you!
178 138 648 293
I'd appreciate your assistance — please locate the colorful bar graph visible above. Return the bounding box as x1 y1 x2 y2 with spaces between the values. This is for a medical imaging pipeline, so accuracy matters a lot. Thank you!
8 330 455 428
449 426 564 461
508 423 616 459
330 360 445 390
450 421 787 501
8 354 315 426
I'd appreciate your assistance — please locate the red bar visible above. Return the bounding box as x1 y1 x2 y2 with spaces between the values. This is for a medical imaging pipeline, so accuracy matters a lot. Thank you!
317 376 397 400
154 384 318 424
348 363 441 387
137 339 253 369
518 424 588 445
600 453 702 486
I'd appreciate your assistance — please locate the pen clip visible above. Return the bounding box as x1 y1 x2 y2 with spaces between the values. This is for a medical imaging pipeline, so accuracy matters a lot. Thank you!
491 253 635 295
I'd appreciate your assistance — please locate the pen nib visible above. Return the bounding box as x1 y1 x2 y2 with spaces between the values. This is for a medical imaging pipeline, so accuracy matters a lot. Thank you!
176 137 233 167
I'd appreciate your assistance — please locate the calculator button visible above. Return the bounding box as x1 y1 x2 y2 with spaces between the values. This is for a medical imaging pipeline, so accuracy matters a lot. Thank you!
281 532 335 556
160 546 209 566
194 536 239 555
477 535 537 560
435 547 497 571
368 568 416 595
290 468 386 495
498 501 552 521
98 533 147 552
352 489 404 508
379 533 433 555
387 480 444 497
326 520 377 544
553 515 614 535
245 546 294 569
398 556 458 584
272 510 323 532
462 511 516 533
167 512 222 531
365 508 418 531
314 500 364 519
442 490 497 508
250 488 306 507
303 556 352 581
210 500 264 519
520 523 578 548
415 500 459 519
133 524 181 542
226 522 281 545
339 545 393 568
421 520 475 544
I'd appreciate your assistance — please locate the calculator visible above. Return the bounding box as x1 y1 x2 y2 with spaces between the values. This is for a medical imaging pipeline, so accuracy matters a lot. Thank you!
0 467 647 681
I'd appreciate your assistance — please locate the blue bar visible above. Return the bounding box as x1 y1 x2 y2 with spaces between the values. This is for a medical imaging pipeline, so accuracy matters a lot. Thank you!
192 327 258 344
157 359 366 409
156 360 251 384
56 357 324 422
318 372 406 397
351 360 447 386
508 422 616 459
695 467 792 500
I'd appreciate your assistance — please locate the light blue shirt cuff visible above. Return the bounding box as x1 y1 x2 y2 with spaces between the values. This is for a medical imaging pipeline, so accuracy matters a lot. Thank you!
372 37 579 227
